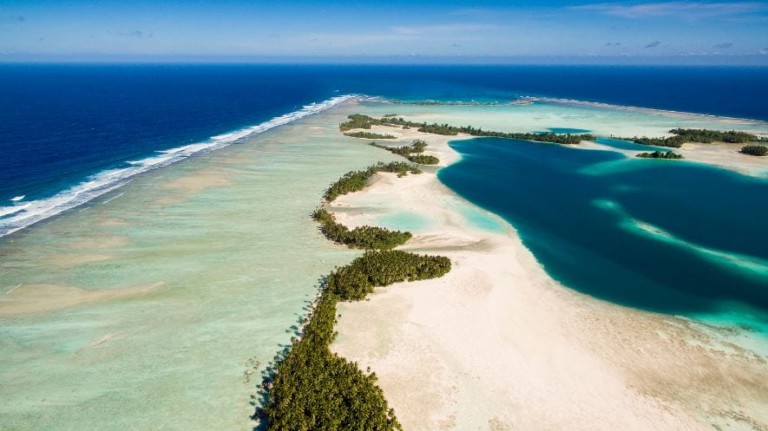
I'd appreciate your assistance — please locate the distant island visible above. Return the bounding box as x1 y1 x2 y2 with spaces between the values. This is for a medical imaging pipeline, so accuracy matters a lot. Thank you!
340 114 595 145
627 128 767 148
636 150 684 160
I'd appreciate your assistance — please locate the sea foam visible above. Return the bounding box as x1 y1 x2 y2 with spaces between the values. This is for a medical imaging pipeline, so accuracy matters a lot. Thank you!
0 95 355 238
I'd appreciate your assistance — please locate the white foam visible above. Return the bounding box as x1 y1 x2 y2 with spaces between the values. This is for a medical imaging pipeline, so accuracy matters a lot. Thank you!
0 95 356 238
11 195 24 202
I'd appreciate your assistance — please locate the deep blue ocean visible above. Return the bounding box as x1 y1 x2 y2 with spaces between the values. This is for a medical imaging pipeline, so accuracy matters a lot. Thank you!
1 64 767 323
2 65 767 213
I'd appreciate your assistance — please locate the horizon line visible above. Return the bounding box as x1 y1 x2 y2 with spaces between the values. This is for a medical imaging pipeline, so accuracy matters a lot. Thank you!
2 54 768 67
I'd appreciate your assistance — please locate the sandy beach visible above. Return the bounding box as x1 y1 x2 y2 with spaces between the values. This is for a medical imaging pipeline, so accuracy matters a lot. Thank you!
578 140 768 178
329 125 768 430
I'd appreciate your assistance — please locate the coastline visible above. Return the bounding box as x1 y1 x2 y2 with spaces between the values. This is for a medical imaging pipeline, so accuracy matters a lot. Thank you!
2 96 767 430
329 124 768 430
0 95 355 239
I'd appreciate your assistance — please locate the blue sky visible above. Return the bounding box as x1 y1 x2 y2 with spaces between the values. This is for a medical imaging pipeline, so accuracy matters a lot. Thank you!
1 0 767 63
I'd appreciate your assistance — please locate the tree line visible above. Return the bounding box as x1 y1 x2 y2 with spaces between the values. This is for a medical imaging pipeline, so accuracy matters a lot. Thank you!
323 162 421 202
626 128 764 148
327 250 452 301
636 150 684 159
370 139 440 165
256 160 453 431
344 131 397 140
312 208 412 250
339 114 595 145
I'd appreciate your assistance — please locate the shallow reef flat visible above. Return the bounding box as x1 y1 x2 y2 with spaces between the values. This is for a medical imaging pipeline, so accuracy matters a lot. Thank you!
0 101 402 431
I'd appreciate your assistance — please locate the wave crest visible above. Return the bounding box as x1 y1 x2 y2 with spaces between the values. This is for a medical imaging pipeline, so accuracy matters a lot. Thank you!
0 95 356 238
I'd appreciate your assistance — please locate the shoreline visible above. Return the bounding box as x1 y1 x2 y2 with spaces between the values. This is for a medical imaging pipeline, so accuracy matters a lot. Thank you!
0 95 355 241
329 124 768 430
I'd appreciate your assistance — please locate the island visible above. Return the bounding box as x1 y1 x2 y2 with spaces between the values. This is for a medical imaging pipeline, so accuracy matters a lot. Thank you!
636 150 684 159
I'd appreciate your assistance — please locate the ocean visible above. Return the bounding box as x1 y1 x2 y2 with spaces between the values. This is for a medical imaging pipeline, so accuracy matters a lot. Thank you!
1 64 767 430
2 64 768 237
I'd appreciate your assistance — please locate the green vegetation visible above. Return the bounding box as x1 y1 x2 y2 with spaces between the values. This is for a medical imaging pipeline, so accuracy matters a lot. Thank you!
370 139 427 156
339 114 594 145
323 162 421 202
258 290 402 431
406 154 440 165
741 145 768 156
386 117 593 144
339 114 378 131
344 131 397 140
629 128 762 148
327 250 452 301
636 150 684 160
312 208 412 250
258 163 453 430
370 139 440 165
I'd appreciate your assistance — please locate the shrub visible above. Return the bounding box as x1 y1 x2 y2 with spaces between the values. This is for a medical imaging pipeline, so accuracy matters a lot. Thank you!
741 145 768 156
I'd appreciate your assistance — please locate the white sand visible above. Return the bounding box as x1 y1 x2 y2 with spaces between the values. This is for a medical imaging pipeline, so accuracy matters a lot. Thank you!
330 127 768 430
578 140 768 178
678 143 768 177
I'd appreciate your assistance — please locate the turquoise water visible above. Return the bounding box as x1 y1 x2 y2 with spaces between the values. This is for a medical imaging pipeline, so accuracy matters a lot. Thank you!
454 204 508 233
378 211 433 232
0 105 394 430
2 94 767 430
595 136 666 151
439 138 768 332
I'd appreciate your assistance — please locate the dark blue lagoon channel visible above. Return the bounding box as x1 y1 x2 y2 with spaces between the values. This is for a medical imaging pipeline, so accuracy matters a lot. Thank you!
439 138 768 325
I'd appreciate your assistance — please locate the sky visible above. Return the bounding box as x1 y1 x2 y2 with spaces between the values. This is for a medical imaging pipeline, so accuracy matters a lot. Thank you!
1 0 768 64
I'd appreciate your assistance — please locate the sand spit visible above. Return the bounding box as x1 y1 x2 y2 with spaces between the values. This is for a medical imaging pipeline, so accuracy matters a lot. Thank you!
579 140 768 178
330 126 768 430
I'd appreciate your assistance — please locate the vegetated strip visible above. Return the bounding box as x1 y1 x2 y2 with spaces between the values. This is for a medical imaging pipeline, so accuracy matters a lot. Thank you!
256 162 452 431
340 114 594 145
323 161 421 202
344 131 397 140
740 145 768 156
313 207 411 250
371 139 440 165
636 150 684 160
626 128 767 148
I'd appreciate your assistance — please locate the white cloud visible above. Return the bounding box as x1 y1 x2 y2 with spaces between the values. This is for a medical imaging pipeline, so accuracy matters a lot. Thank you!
573 2 767 18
